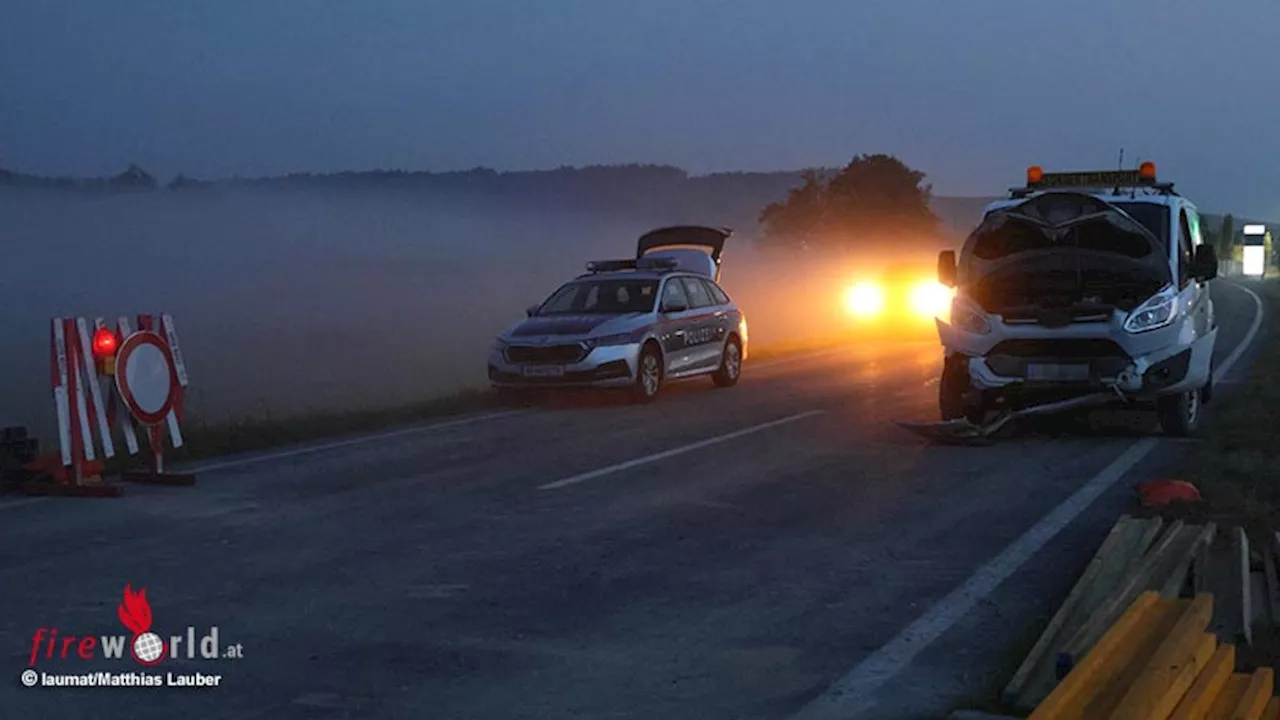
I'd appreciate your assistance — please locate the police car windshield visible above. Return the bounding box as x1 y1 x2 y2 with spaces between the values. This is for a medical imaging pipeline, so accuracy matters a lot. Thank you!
536 279 659 315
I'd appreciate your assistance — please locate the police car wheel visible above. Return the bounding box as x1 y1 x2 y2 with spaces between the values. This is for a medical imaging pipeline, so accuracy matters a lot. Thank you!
633 344 663 402
712 337 742 388
1156 389 1202 437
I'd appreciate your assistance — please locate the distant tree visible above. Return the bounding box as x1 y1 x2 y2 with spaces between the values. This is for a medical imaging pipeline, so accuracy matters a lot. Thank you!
1220 214 1235 255
111 163 157 189
758 170 825 240
758 154 938 248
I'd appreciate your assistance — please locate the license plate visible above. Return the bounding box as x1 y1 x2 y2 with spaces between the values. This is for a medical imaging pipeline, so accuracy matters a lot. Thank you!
522 365 565 378
1025 363 1091 382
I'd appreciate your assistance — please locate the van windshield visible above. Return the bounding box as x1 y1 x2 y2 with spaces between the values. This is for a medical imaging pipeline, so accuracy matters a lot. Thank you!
1112 202 1170 250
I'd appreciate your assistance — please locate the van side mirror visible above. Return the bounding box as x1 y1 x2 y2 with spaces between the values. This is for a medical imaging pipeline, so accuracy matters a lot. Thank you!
526 304 540 317
937 250 958 287
1191 245 1218 281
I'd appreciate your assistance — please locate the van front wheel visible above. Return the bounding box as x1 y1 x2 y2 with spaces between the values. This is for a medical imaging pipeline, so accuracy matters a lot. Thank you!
1156 389 1202 437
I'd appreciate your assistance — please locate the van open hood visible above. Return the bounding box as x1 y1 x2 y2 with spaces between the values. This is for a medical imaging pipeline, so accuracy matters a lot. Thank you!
961 192 1171 319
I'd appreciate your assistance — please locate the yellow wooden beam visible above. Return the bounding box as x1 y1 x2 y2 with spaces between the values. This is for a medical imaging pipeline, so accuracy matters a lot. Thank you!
1169 643 1237 720
1108 592 1215 720
1029 592 1166 720
1231 668 1274 720
1204 674 1251 720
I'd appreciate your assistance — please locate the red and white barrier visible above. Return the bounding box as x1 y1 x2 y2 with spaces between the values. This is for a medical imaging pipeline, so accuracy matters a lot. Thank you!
48 313 194 489
50 317 114 486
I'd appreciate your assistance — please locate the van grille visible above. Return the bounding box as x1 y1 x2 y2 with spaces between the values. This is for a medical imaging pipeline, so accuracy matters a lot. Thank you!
985 339 1131 379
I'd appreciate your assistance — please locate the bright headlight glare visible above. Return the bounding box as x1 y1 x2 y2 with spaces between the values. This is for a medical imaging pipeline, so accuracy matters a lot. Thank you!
950 296 990 334
1124 287 1179 333
843 281 885 318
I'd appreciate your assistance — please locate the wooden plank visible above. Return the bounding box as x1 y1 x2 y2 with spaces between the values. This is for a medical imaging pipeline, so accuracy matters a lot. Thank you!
1066 516 1165 617
1064 522 1214 662
1263 544 1280 626
1081 599 1189 718
1004 516 1154 708
1232 668 1274 720
1109 593 1216 720
1206 527 1250 645
1169 643 1236 720
1195 537 1214 596
1204 675 1252 720
1160 524 1218 598
1012 516 1167 710
1238 528 1254 646
1064 521 1188 658
1259 697 1280 720
1251 570 1268 635
1028 592 1166 720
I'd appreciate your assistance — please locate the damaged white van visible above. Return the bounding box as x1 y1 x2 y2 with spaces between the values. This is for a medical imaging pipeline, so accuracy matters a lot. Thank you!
934 164 1219 436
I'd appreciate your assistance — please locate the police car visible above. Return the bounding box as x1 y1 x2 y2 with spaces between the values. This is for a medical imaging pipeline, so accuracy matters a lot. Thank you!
488 226 748 402
934 163 1219 436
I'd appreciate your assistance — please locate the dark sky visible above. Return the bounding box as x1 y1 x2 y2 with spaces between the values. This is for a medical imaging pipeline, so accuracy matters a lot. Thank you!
4 0 1278 214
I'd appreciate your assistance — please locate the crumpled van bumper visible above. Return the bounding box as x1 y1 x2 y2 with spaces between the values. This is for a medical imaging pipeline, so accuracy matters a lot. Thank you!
936 313 1214 401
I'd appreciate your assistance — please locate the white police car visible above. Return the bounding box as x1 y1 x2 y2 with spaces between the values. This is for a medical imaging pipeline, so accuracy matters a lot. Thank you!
489 226 749 402
934 163 1219 435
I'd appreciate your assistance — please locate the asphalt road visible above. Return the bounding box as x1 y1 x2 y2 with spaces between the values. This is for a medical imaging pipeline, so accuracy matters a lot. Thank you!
0 280 1265 720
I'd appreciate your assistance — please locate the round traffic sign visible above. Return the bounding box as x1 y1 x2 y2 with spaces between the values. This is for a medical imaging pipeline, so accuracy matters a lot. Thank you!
115 331 180 426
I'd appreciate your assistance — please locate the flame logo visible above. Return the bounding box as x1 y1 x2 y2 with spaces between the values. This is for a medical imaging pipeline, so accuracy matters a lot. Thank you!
118 584 165 665
117 584 152 634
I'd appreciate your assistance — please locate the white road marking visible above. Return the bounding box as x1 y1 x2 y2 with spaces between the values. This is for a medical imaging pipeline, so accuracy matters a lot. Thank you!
1212 283 1263 383
539 410 826 490
184 410 526 475
790 281 1266 720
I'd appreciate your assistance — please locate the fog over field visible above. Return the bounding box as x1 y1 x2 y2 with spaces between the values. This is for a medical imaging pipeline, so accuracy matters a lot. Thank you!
0 186 969 437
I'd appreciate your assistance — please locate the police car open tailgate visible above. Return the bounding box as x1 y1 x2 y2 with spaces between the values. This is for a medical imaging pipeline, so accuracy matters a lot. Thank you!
636 226 731 262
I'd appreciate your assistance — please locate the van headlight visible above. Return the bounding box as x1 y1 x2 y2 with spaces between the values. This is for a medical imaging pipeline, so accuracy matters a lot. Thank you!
1124 286 1179 333
950 296 990 335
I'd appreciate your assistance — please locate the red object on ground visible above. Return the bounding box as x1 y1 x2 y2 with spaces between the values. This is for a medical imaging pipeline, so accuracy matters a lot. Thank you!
1137 479 1202 507
25 453 104 484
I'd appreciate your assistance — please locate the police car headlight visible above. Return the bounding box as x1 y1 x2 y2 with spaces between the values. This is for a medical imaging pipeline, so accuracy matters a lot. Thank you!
950 296 990 335
492 337 509 352
584 332 639 348
1124 286 1179 333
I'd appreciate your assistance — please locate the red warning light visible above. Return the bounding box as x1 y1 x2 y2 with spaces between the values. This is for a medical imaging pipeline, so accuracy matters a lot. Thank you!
92 327 119 358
